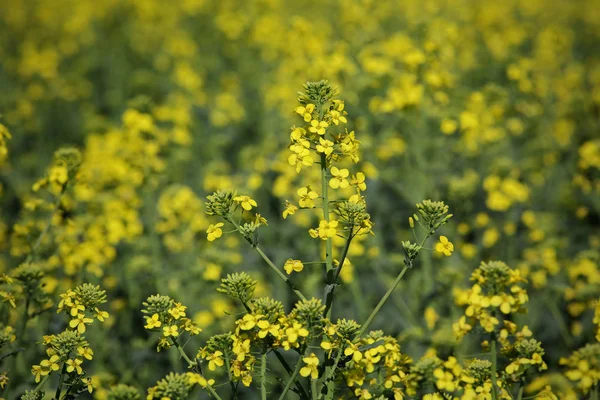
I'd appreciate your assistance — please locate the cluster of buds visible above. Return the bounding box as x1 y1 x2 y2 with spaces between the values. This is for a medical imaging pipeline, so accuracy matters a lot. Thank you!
12 262 50 311
217 272 257 304
288 80 359 177
57 283 109 334
415 199 453 233
560 343 600 395
334 195 373 236
141 295 201 351
28 284 108 397
504 338 547 379
146 372 213 400
106 384 141 400
402 200 453 268
32 147 82 194
205 189 236 217
453 261 528 338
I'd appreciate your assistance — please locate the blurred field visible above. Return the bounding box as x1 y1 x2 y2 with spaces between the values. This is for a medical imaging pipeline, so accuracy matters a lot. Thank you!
1 0 600 398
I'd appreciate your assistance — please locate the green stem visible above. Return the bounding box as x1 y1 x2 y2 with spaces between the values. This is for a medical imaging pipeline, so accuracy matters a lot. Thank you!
54 363 67 400
322 349 344 400
491 339 498 400
172 340 223 400
229 219 307 302
34 374 50 392
254 246 307 301
311 378 318 400
278 352 304 400
545 294 573 347
323 233 353 317
273 350 309 399
260 352 267 400
356 265 409 338
320 155 333 271
16 298 30 347
516 383 524 400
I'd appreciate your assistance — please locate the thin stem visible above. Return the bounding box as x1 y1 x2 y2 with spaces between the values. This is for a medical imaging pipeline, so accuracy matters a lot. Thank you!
320 153 334 314
311 378 318 400
278 352 304 400
273 350 309 399
16 298 30 347
173 340 196 367
323 233 353 317
229 219 307 302
224 356 237 399
260 352 267 400
491 339 498 400
322 349 344 400
34 374 50 391
172 339 224 400
54 363 67 400
254 246 307 302
516 383 524 400
545 294 573 347
356 265 409 338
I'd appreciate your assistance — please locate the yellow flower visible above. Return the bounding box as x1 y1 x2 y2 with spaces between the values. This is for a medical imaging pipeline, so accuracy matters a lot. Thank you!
329 167 350 189
94 308 109 322
66 358 83 374
300 353 319 379
31 365 47 383
435 236 454 256
316 138 334 156
163 325 179 337
40 355 61 372
288 148 314 173
330 109 347 125
309 119 329 135
350 172 366 191
298 186 318 208
188 372 215 387
145 313 162 329
77 346 94 360
168 303 187 319
69 313 93 333
82 377 94 393
441 118 457 135
206 350 225 371
309 220 338 240
295 103 315 122
233 195 257 211
206 223 224 242
282 201 298 219
238 314 259 330
284 259 304 274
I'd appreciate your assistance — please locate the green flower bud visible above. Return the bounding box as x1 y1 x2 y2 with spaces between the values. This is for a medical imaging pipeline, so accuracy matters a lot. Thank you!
217 272 257 304
107 384 141 400
205 190 236 217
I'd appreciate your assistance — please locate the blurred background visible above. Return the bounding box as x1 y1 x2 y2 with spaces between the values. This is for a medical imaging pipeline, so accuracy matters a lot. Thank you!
0 0 599 397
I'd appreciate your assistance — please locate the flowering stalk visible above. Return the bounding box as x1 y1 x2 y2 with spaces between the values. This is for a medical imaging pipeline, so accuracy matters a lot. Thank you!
322 232 353 317
172 339 223 400
320 152 334 318
356 265 409 338
228 218 308 302
491 338 498 400
278 351 305 400
260 352 267 400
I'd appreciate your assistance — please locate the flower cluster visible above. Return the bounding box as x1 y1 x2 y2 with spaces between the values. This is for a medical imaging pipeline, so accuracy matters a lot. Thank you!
26 284 109 398
141 295 201 351
453 261 528 338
